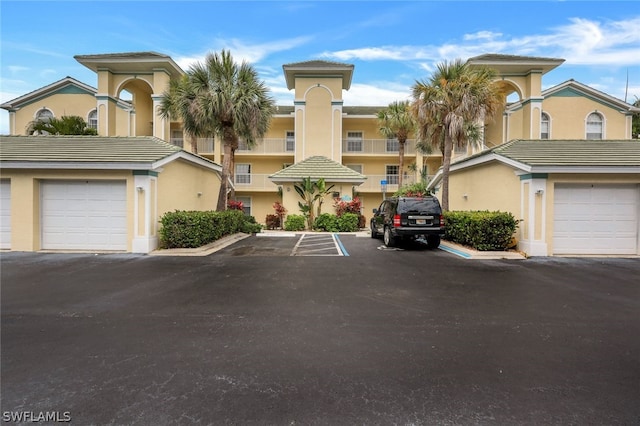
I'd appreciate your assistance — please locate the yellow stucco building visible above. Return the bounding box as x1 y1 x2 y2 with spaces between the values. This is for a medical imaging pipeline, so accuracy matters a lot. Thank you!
1 52 639 255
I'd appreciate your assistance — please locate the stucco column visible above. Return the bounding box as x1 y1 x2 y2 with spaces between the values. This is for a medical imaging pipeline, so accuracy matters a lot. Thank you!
132 171 158 253
152 94 169 141
519 174 548 256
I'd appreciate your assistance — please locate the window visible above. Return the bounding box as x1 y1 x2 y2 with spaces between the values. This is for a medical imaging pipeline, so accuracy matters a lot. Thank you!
541 112 550 139
586 112 603 139
88 109 98 130
237 139 250 151
386 138 399 152
35 108 53 121
235 164 251 184
285 131 295 152
236 196 251 216
346 164 363 174
171 130 183 148
346 131 363 152
386 165 399 185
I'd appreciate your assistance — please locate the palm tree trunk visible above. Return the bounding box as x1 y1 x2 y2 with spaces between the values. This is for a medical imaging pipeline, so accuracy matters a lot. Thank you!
398 139 406 187
229 147 236 201
441 135 454 212
216 142 233 211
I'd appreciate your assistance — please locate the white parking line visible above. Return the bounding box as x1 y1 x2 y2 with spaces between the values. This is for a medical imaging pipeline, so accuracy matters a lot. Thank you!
291 234 344 256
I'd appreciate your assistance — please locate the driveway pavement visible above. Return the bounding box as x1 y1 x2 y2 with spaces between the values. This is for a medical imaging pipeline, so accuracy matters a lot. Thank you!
1 234 639 425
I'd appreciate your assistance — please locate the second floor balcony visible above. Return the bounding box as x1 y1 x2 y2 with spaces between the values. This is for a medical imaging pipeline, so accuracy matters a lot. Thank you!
170 137 423 157
342 139 417 155
232 173 435 193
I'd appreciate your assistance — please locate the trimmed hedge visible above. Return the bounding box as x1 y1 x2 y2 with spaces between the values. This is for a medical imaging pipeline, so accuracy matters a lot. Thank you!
284 214 306 231
159 210 261 249
313 212 360 232
444 210 518 251
314 213 339 232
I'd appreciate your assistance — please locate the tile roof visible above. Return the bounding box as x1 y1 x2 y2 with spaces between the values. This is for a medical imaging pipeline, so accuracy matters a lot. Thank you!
492 139 640 167
0 135 182 164
269 156 367 183
467 53 565 63
274 105 385 116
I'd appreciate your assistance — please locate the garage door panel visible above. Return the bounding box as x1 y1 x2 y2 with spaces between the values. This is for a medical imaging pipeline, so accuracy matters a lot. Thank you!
41 181 127 251
553 184 639 255
0 180 11 249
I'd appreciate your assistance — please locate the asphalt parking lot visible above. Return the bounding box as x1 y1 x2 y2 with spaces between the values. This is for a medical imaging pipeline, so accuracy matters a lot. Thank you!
1 234 639 425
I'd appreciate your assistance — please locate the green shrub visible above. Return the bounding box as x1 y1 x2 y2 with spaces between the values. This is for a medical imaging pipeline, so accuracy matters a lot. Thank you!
241 215 263 234
444 210 518 251
337 212 360 232
314 213 339 232
159 209 260 249
284 214 306 231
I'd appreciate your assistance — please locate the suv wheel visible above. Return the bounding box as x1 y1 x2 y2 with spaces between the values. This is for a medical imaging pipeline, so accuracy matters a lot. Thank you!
383 227 396 247
426 235 441 249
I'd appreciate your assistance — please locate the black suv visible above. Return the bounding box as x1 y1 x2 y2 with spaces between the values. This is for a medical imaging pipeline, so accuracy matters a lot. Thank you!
370 196 445 248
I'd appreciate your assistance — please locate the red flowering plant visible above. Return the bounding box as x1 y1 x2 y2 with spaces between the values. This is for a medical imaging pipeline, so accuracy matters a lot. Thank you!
266 201 288 229
333 197 366 228
227 200 244 211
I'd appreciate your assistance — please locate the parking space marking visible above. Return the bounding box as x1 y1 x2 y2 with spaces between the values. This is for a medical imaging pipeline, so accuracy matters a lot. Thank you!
291 234 346 256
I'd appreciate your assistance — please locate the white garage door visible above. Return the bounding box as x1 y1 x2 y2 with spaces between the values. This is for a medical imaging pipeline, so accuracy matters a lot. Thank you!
41 180 127 250
554 184 639 255
0 180 10 249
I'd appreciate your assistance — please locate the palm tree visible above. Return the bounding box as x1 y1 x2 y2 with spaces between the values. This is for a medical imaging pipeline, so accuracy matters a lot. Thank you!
160 50 275 211
377 100 415 187
411 59 503 211
27 115 97 135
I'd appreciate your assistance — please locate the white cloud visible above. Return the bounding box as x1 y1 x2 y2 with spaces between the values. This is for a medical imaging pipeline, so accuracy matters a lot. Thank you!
175 35 313 71
320 16 640 67
343 83 411 106
463 31 502 41
8 66 29 74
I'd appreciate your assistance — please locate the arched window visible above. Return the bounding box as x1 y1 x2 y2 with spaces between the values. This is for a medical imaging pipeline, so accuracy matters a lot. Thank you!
35 108 53 122
88 109 98 130
586 112 603 140
540 112 550 139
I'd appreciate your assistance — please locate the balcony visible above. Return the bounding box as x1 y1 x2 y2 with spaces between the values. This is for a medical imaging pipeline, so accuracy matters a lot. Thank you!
342 139 417 155
233 174 280 192
237 138 295 155
168 137 214 154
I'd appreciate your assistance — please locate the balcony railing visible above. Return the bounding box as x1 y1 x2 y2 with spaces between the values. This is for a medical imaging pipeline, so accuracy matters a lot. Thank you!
237 138 295 154
233 174 280 191
231 173 435 193
168 137 214 154
342 139 417 155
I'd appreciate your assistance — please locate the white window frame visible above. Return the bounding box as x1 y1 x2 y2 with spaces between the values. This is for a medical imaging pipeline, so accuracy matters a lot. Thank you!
171 130 184 148
235 163 251 184
541 112 550 139
87 109 98 130
386 138 399 152
35 108 54 121
285 131 295 152
386 165 399 185
236 196 252 216
585 112 604 140
346 131 363 152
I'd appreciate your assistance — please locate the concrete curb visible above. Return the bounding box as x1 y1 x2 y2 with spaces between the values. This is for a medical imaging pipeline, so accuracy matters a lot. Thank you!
439 240 526 260
149 233 252 257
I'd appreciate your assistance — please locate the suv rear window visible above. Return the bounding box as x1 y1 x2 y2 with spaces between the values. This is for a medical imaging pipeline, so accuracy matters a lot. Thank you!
397 198 440 213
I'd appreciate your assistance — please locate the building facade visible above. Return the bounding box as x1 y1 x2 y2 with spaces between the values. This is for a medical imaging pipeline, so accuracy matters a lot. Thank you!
2 52 638 255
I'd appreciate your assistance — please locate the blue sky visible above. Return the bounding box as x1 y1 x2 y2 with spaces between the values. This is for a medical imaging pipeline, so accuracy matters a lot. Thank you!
1 1 639 134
